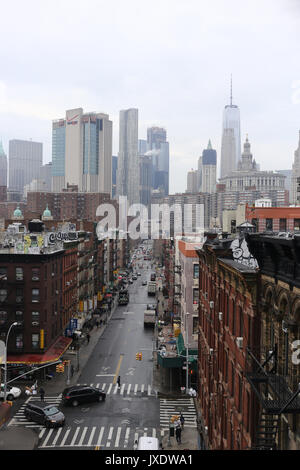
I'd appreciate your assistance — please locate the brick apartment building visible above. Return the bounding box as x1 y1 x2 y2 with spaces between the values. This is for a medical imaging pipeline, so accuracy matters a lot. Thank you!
196 234 260 450
245 205 300 232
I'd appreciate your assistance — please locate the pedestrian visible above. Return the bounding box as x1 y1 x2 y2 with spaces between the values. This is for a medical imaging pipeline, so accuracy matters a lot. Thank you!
117 376 121 388
175 425 181 444
180 412 185 430
87 333 90 344
39 387 45 402
71 364 74 377
133 440 138 450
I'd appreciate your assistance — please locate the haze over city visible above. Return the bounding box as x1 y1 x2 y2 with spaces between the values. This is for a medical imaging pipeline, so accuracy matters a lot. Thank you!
0 0 300 193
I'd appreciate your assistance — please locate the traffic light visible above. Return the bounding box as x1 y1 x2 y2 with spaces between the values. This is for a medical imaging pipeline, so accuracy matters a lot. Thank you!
139 353 142 361
56 364 64 373
136 352 142 361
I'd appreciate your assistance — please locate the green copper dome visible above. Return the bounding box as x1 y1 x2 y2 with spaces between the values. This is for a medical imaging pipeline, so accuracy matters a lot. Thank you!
43 205 52 217
13 206 23 217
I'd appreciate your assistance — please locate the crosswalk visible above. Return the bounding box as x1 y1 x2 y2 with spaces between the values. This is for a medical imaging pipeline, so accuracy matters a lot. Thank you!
76 382 156 397
159 398 197 429
38 425 164 449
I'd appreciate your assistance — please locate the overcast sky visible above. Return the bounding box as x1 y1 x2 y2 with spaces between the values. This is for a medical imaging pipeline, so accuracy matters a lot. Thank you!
0 0 300 193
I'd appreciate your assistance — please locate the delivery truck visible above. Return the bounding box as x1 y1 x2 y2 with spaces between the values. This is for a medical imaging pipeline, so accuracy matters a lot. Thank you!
147 281 156 296
144 308 156 327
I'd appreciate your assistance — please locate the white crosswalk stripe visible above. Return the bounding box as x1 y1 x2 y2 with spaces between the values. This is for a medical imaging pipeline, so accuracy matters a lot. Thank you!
76 382 156 396
159 398 197 429
38 425 164 449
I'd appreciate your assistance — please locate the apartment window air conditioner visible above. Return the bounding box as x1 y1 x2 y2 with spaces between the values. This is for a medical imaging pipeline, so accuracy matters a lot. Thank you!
236 337 243 349
52 273 55 277
209 301 214 309
204 292 208 300
32 321 39 326
218 312 223 321
209 348 214 356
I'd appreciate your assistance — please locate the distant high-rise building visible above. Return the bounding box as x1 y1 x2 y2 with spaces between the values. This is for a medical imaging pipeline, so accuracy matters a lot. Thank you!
40 162 52 191
197 155 203 192
0 141 7 187
138 139 148 155
139 155 153 206
276 169 292 203
116 108 139 206
147 127 169 196
220 78 241 178
291 131 300 204
9 139 43 194
186 169 198 193
51 108 112 195
112 156 118 199
201 140 217 193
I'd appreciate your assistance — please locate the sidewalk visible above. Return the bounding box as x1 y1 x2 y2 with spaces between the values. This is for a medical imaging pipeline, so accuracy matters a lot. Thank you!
42 299 117 396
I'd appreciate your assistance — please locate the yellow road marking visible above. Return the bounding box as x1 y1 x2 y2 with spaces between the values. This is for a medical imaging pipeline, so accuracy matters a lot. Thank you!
113 354 124 384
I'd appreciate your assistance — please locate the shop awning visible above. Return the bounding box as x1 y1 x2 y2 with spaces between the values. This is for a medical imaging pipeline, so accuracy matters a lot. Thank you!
7 336 73 365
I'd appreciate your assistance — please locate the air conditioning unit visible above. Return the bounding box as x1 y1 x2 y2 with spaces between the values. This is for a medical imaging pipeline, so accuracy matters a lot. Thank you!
32 321 39 326
203 292 208 300
32 277 39 281
16 297 23 303
209 348 214 356
218 312 223 321
209 301 214 309
66 282 70 286
55 290 59 294
236 337 243 349
52 273 55 277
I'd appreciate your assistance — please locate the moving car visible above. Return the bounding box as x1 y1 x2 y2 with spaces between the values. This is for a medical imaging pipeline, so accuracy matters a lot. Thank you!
62 385 106 407
24 402 65 428
137 436 159 450
132 275 137 280
142 280 147 286
0 383 21 401
137 272 141 276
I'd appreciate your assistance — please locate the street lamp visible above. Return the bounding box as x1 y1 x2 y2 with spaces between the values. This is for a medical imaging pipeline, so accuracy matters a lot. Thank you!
4 322 18 402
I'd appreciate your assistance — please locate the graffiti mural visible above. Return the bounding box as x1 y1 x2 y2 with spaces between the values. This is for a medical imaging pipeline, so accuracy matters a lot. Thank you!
230 237 258 269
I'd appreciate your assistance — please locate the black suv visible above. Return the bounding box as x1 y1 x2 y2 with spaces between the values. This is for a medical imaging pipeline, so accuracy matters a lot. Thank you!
62 385 106 407
24 402 65 428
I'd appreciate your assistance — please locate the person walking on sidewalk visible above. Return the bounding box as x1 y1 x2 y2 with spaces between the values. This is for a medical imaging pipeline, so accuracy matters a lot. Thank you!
87 333 90 344
117 376 121 388
180 412 185 430
39 387 45 402
175 425 182 444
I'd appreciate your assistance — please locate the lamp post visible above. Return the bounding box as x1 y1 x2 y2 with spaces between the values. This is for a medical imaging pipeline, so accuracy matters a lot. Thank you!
4 322 18 402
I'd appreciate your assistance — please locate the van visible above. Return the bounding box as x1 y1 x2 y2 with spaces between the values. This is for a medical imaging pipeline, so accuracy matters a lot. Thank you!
137 436 159 450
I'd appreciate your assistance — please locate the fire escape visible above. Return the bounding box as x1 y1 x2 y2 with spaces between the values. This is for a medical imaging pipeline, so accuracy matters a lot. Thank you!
174 263 182 318
245 345 300 450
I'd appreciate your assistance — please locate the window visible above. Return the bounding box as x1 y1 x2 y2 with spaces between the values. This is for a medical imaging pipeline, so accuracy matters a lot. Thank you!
0 267 7 280
0 289 7 302
279 219 287 231
16 288 24 303
266 218 273 231
32 268 40 281
238 375 243 413
32 311 40 326
239 307 243 337
193 264 199 279
16 333 23 349
0 310 7 325
294 219 300 231
192 316 199 334
16 267 23 280
32 334 39 349
15 311 23 325
251 218 258 232
193 288 199 304
32 289 39 302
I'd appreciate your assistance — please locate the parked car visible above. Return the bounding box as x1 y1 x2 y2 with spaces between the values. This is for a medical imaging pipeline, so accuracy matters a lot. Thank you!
137 272 141 276
0 383 22 401
24 402 65 428
62 385 106 407
132 275 137 280
142 280 147 286
129 279 134 284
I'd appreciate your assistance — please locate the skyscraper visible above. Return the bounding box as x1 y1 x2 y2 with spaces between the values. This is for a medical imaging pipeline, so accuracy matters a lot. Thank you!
112 156 118 199
220 78 241 178
9 139 43 194
147 127 169 196
0 141 7 187
116 108 139 205
186 169 198 193
52 108 112 195
291 130 300 204
201 140 217 193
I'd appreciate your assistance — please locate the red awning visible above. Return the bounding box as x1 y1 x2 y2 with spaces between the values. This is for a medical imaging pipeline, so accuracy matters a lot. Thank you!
7 336 73 365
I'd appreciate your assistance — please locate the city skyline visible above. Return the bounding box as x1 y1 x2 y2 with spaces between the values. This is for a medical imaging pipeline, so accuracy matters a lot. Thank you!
0 0 299 195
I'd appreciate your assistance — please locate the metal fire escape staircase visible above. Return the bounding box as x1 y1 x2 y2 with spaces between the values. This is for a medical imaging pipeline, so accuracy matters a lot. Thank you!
245 346 300 450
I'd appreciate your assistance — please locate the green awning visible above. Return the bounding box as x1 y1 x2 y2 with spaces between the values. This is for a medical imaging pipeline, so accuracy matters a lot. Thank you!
176 333 198 358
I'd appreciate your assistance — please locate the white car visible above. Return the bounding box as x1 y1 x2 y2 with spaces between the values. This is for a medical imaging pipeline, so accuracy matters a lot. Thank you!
0 383 22 401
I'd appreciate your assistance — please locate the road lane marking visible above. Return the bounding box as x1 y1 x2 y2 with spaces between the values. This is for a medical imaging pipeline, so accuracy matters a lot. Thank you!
141 384 145 393
120 384 125 395
124 427 130 448
96 374 115 377
60 428 70 446
39 428 46 439
107 384 113 394
70 426 80 446
87 426 96 447
106 426 113 448
96 427 104 447
41 428 54 448
115 427 122 447
113 354 124 384
134 384 138 395
113 384 118 394
127 384 131 395
52 427 63 446
148 385 151 395
78 427 88 446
